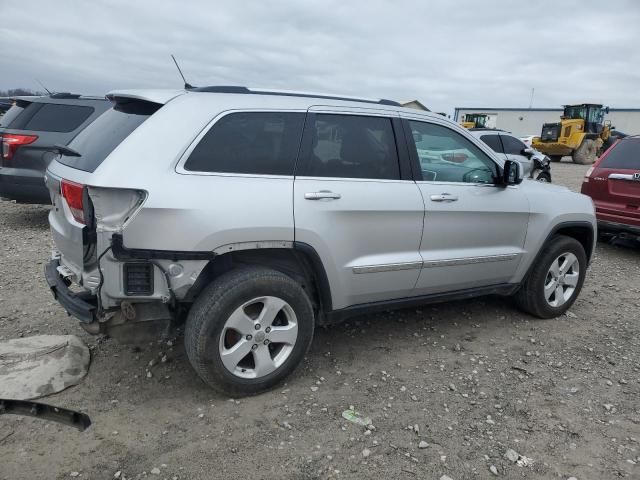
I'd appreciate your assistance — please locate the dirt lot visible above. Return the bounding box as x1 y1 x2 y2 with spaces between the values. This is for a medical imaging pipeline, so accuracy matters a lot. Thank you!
1 162 639 480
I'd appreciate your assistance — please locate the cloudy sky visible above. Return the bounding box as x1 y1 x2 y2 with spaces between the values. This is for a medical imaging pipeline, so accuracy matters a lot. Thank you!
1 0 639 114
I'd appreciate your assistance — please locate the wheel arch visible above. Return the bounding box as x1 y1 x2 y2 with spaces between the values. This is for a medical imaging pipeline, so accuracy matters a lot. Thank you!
522 221 595 282
183 242 333 320
552 222 595 262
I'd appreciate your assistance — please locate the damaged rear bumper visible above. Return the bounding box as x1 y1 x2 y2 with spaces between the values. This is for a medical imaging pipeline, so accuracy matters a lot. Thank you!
45 258 98 324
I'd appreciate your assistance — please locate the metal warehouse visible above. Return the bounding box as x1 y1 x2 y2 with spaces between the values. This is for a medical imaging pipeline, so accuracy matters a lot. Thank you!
453 107 640 137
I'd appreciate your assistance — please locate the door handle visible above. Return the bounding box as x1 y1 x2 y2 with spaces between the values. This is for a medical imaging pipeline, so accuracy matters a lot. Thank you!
304 191 342 200
430 193 458 202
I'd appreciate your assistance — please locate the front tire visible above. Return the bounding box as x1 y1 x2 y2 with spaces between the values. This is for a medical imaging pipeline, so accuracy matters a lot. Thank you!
572 139 597 164
514 235 587 318
185 267 315 396
535 171 552 183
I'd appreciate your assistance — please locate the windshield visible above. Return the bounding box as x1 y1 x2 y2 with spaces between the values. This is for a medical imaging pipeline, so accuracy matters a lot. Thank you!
465 114 488 128
586 107 604 124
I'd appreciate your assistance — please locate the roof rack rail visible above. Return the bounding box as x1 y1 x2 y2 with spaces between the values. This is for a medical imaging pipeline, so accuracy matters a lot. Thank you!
189 86 401 107
468 127 508 132
49 93 81 99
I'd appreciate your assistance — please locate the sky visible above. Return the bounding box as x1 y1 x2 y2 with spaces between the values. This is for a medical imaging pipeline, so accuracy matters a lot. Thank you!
1 0 639 115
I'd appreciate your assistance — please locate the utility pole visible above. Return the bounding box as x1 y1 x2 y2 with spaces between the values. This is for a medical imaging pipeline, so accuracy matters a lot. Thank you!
529 88 535 109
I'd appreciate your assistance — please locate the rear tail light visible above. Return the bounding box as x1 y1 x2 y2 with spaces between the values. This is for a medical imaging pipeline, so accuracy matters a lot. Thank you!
61 179 87 224
583 166 595 183
1 134 38 160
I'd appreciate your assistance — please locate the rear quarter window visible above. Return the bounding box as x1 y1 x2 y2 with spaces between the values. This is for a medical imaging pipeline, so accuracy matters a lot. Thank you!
184 112 305 175
599 139 640 169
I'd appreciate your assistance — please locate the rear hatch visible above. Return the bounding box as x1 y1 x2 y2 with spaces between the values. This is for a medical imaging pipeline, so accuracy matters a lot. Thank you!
584 138 640 226
46 95 166 281
1 97 105 170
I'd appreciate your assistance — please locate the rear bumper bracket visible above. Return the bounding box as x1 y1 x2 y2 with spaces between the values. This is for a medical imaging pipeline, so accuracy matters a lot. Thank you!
45 259 98 324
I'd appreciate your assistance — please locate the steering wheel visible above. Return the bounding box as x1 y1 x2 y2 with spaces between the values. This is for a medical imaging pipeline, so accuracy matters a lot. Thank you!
462 167 493 184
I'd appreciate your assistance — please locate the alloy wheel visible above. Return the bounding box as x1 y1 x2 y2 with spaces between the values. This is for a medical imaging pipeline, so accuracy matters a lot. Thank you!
543 252 580 307
218 296 298 379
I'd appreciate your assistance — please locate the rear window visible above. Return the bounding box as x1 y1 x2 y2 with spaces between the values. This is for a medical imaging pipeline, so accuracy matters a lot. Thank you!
5 102 94 132
599 139 640 169
57 101 160 172
22 104 94 132
184 112 305 175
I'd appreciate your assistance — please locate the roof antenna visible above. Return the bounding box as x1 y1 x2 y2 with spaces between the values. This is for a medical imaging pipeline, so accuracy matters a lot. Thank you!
171 54 194 89
36 79 53 95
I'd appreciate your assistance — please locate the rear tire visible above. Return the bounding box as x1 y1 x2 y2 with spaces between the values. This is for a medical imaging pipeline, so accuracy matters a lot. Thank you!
535 171 552 183
185 267 315 397
572 139 597 164
514 235 587 319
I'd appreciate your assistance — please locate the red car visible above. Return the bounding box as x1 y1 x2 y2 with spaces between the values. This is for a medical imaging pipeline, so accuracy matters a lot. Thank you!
581 136 640 240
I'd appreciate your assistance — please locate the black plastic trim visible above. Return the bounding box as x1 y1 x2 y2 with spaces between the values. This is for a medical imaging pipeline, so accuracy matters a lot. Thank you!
392 117 413 181
45 259 97 324
49 93 81 99
0 399 91 431
521 221 596 281
399 118 423 181
111 234 215 261
292 242 333 313
190 86 252 93
598 220 640 236
324 283 518 324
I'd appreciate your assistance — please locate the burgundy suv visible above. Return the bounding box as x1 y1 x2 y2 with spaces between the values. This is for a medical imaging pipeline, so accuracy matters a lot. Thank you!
581 137 640 239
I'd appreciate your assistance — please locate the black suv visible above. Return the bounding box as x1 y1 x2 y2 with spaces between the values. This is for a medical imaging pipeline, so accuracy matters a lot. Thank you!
0 93 109 204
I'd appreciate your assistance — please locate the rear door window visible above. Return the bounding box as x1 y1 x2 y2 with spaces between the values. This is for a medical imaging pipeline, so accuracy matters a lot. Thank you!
480 134 504 153
299 114 400 180
184 112 305 175
599 139 640 169
500 134 527 155
57 101 160 172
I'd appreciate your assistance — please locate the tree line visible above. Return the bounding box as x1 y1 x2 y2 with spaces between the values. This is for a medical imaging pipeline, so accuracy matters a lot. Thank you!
0 88 45 97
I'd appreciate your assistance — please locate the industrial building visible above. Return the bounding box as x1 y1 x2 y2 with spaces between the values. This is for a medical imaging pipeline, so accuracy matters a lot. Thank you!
453 107 640 137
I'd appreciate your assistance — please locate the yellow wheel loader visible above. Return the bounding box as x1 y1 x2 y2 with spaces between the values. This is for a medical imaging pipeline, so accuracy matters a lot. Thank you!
532 104 612 164
461 113 491 129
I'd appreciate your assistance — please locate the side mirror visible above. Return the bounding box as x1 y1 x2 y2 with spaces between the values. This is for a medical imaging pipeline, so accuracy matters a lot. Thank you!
502 159 524 185
522 147 535 155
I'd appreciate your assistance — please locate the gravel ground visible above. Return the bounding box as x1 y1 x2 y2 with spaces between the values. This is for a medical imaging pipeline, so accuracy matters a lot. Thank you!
1 161 639 480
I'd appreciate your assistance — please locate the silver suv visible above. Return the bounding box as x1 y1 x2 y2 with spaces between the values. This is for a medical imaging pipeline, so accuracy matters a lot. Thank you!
44 87 596 396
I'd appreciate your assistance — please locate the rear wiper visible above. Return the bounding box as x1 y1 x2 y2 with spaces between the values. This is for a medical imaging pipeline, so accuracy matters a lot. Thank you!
51 144 81 157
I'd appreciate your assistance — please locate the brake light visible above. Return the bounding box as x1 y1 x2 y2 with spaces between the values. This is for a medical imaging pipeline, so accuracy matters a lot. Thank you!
61 180 86 224
1 134 38 160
